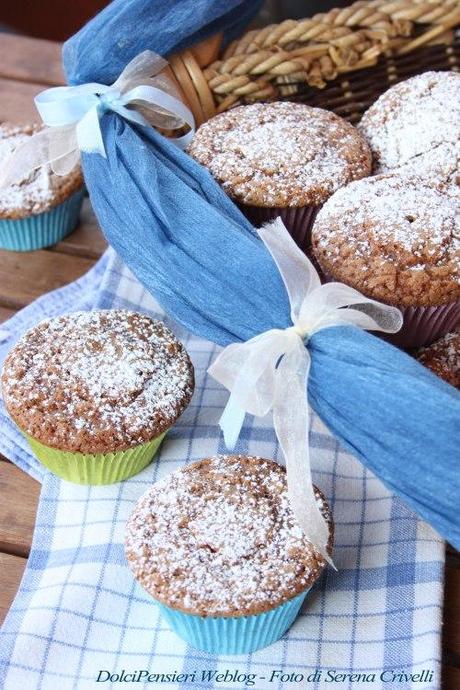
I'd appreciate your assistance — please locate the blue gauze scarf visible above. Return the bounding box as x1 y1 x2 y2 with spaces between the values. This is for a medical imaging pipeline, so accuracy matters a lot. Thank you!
63 0 460 547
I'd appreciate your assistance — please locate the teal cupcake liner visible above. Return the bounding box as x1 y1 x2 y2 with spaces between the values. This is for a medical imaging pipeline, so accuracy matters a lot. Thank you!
0 188 84 251
24 430 166 485
157 589 310 654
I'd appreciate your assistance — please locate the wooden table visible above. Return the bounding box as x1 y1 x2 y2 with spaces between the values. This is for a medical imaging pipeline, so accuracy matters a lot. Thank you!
0 32 459 688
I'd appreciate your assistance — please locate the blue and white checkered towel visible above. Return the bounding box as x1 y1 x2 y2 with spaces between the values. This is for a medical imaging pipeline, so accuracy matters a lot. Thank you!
0 249 444 690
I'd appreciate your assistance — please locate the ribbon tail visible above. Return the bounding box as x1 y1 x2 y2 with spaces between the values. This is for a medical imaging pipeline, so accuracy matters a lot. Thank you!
274 344 335 568
219 395 246 451
109 101 193 151
50 149 81 177
172 129 195 151
258 219 321 320
209 332 289 449
47 124 80 176
112 51 168 91
76 106 106 157
0 125 79 187
299 282 403 336
119 84 195 145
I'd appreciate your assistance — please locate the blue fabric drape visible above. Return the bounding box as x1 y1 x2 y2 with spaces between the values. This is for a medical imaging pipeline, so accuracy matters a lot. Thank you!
63 0 262 85
64 2 460 547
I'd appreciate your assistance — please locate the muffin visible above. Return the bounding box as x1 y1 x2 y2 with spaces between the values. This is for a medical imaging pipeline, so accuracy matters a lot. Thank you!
417 329 460 388
359 71 460 189
391 143 459 192
188 102 372 251
0 123 84 251
125 455 333 654
311 174 460 349
1 310 194 484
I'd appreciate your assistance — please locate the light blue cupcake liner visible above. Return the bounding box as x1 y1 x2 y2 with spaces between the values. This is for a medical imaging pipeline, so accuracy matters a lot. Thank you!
0 188 84 251
158 588 310 654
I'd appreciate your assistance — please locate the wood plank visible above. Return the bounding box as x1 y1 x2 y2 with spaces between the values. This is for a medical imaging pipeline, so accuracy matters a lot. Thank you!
0 463 40 558
447 550 460 568
0 34 63 86
2 3 107 44
444 665 460 690
0 249 95 310
0 306 16 322
0 552 26 625
0 34 455 680
0 78 43 124
52 200 107 259
52 223 107 259
444 565 460 658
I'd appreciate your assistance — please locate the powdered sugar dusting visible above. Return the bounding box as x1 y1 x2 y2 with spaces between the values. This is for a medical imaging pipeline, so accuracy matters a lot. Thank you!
359 71 460 188
0 124 55 215
1 310 194 453
397 142 459 189
125 455 332 617
312 174 460 306
188 102 371 207
0 123 82 218
417 328 460 387
315 175 458 256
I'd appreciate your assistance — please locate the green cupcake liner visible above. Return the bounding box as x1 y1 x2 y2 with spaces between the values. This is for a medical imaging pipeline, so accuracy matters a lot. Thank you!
157 589 310 654
24 431 166 485
0 188 84 251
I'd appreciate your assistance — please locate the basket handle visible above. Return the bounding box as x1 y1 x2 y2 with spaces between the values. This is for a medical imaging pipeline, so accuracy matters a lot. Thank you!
168 0 460 123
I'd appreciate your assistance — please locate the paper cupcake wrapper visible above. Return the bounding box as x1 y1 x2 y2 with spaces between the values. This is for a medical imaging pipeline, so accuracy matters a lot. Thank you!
236 203 320 252
24 431 166 485
319 267 460 349
383 302 460 349
0 188 84 251
157 589 310 655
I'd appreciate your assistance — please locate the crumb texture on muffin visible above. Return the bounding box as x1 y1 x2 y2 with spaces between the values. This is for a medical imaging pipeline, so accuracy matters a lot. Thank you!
125 455 333 617
188 102 371 207
417 329 460 388
312 174 460 307
0 123 83 219
358 71 460 187
393 143 459 191
1 310 194 453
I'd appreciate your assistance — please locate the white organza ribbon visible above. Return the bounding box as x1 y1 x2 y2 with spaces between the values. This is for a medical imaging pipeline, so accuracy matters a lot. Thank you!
0 50 194 186
208 218 403 564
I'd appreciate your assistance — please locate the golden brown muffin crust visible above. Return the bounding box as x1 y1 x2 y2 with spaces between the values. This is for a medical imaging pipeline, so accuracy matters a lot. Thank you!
0 122 83 220
1 310 195 453
358 71 460 190
188 102 371 208
312 175 460 307
417 329 460 388
125 455 333 617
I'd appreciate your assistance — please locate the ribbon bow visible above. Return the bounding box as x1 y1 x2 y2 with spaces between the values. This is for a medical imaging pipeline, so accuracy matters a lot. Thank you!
208 219 403 563
0 51 194 186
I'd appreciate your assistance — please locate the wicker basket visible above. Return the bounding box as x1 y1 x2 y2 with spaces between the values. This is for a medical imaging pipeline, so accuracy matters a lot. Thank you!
168 0 460 125
164 0 460 351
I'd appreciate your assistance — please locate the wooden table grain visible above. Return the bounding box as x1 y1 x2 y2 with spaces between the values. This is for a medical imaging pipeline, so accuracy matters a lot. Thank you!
0 32 458 688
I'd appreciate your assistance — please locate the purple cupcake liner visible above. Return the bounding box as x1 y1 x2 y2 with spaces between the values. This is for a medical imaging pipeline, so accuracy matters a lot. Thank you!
383 302 460 350
236 203 320 252
318 266 460 349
